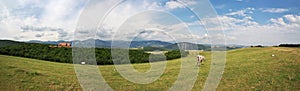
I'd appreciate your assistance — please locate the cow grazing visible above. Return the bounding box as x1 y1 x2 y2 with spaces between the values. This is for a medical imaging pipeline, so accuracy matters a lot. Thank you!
196 55 205 67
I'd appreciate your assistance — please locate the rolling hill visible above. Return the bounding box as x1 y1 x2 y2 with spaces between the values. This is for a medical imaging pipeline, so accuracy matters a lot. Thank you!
0 47 299 90
0 40 25 47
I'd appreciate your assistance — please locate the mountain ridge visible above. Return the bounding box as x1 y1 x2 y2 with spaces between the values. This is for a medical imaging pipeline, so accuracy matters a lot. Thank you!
0 39 245 50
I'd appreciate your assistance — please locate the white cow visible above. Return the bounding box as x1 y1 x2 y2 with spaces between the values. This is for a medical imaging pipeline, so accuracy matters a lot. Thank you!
196 55 205 67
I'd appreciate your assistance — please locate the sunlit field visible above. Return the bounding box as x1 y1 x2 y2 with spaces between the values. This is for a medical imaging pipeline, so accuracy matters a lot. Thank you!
0 47 299 90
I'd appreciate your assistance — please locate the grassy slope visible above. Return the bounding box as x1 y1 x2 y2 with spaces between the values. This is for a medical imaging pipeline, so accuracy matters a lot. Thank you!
218 47 300 90
0 55 82 90
0 47 299 90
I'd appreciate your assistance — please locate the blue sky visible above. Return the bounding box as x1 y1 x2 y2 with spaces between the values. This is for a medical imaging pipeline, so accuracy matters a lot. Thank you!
211 0 300 24
0 0 299 45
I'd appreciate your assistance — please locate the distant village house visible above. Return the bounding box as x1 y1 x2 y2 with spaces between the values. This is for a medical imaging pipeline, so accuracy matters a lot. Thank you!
58 42 71 47
49 42 72 48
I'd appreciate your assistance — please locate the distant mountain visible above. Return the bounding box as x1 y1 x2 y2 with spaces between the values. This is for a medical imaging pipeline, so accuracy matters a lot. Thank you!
26 40 71 45
226 44 246 50
99 40 172 48
23 39 245 50
26 39 172 48
130 40 172 48
94 39 111 48
165 42 211 50
165 43 246 51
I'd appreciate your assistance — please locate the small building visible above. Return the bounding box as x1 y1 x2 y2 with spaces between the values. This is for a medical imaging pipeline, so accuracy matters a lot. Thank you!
58 42 71 48
49 42 72 48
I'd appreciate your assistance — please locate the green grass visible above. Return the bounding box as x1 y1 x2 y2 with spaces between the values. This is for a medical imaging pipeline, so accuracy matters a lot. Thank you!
0 47 299 90
0 55 82 90
218 47 300 90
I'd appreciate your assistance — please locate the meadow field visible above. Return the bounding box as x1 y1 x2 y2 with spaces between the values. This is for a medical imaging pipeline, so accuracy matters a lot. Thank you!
0 47 299 90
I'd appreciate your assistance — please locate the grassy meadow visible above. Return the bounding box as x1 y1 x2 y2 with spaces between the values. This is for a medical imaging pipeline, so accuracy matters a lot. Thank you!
0 47 299 90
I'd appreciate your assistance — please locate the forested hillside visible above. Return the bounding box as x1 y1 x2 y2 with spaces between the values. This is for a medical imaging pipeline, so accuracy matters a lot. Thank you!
0 40 24 47
0 40 188 65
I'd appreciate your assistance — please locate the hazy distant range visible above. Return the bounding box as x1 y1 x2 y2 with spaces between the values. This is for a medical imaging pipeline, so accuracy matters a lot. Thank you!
26 39 245 51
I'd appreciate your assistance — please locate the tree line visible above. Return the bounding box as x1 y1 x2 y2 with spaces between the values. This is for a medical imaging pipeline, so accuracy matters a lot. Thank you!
0 43 188 65
278 44 300 47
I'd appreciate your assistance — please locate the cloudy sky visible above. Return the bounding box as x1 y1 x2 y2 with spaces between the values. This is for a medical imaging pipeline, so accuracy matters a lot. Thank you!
0 0 299 46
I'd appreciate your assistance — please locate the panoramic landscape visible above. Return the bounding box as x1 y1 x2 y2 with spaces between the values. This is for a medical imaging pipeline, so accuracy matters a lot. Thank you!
0 0 300 91
0 40 299 90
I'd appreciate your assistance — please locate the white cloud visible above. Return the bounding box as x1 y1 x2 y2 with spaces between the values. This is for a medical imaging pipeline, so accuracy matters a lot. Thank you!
35 33 44 38
165 0 197 9
93 0 205 43
142 0 161 10
0 6 10 20
178 0 197 5
165 1 184 9
226 7 254 17
209 14 300 45
105 12 204 43
270 18 286 25
0 0 203 42
201 15 258 31
0 0 298 46
260 8 289 13
0 0 87 41
283 14 300 23
270 14 300 25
